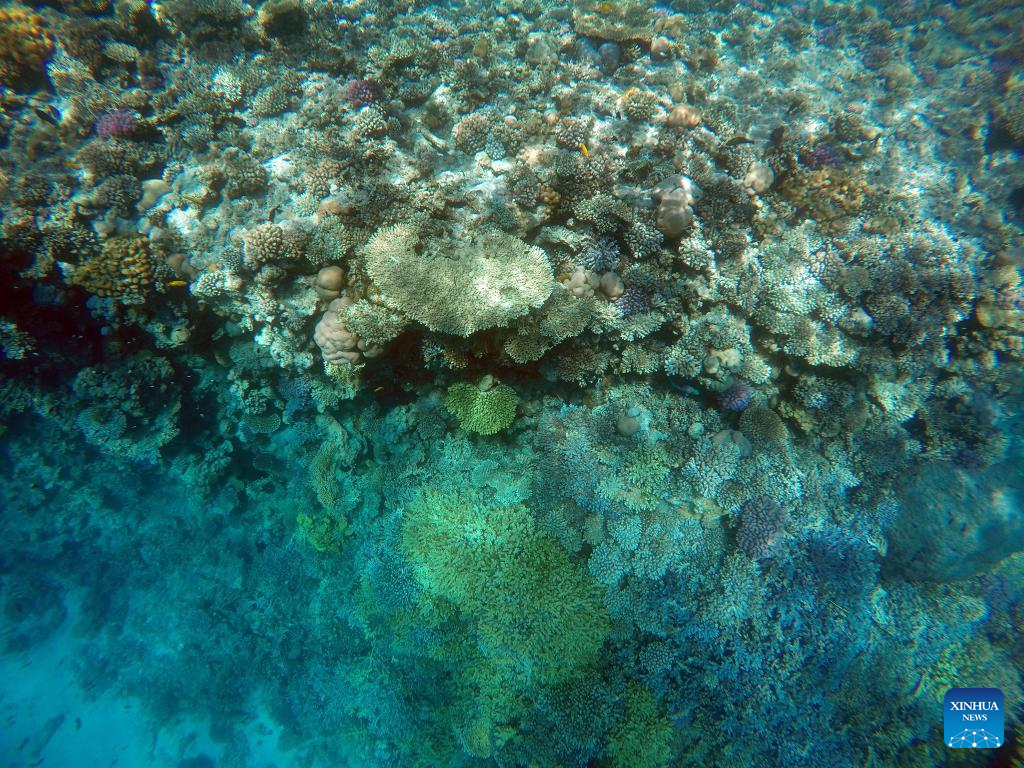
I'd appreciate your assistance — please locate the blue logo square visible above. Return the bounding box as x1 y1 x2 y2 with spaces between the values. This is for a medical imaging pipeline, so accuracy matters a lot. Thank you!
945 688 1004 748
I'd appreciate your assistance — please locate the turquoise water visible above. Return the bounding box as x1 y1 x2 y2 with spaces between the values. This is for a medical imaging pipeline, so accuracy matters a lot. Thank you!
1 0 1022 766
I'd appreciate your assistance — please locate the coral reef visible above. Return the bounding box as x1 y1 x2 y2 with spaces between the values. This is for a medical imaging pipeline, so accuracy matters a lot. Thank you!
0 0 1022 765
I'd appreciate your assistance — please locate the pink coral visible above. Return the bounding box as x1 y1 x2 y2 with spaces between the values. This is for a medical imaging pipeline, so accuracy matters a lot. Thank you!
313 295 382 364
346 78 378 107
96 110 138 139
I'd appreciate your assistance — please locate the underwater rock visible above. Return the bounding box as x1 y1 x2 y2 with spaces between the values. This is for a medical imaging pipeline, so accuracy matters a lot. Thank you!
598 41 621 74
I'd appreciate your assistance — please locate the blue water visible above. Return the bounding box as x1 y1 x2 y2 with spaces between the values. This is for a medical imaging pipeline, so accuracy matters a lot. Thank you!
1 0 1022 766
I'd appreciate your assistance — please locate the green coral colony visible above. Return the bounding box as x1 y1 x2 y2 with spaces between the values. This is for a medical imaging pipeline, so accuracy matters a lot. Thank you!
1 0 1023 766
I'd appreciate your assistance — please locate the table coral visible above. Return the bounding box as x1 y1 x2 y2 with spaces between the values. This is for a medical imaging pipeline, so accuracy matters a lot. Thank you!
400 488 610 688
364 225 554 337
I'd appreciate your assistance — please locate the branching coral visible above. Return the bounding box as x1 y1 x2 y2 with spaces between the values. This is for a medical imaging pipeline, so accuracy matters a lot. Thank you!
445 377 518 435
607 684 674 768
400 487 610 689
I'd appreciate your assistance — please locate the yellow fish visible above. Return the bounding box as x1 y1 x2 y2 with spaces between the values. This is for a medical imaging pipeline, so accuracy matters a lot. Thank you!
167 280 187 287
580 141 589 158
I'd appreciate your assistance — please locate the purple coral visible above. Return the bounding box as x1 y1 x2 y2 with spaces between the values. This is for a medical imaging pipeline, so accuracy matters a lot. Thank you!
346 78 379 107
802 142 843 169
720 379 752 412
613 285 648 316
96 109 137 139
581 236 621 272
737 496 788 560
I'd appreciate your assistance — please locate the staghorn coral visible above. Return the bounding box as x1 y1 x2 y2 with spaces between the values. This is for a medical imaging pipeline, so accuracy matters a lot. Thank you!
612 285 649 317
780 165 870 232
580 235 622 272
607 684 674 768
736 495 788 560
720 379 753 412
364 225 554 337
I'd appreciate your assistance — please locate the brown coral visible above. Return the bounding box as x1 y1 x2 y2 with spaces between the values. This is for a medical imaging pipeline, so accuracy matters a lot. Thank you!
69 236 154 303
0 4 53 86
619 87 658 122
780 166 869 233
572 0 654 43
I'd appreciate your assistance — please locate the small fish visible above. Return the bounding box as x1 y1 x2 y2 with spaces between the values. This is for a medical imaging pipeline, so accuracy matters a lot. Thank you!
166 280 187 287
725 135 754 147
33 105 60 126
373 386 385 393
580 141 589 158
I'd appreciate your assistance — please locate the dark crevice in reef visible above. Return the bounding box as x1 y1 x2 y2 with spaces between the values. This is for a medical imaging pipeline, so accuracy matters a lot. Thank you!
985 121 1023 154
1009 185 1024 224
0 242 108 384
